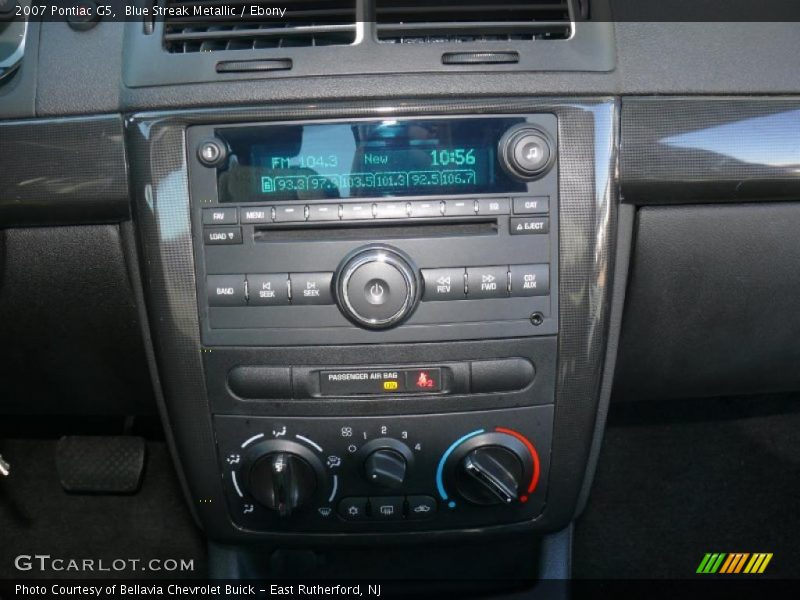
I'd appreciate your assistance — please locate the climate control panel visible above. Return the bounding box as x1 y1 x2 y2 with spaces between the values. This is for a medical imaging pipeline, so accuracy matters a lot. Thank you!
214 406 552 533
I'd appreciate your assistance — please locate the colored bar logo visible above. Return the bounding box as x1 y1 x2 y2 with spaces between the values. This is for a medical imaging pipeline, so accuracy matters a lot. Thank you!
697 553 773 574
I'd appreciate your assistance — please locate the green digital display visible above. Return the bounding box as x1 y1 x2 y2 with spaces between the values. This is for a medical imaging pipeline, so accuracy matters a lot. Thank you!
217 118 528 202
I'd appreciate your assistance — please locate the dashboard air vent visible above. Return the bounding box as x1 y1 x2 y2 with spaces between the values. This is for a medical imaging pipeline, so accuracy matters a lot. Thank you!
375 0 573 43
162 0 358 54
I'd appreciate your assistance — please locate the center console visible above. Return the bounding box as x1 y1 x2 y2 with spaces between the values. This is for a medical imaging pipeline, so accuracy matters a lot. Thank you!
127 98 617 545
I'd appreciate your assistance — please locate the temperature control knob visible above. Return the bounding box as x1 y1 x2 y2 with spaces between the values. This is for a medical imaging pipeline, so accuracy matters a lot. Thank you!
242 440 324 517
459 446 522 505
336 246 419 330
443 430 538 506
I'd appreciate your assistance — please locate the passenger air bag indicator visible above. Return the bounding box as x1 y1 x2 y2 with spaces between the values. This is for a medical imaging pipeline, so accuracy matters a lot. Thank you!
406 368 442 392
320 370 405 395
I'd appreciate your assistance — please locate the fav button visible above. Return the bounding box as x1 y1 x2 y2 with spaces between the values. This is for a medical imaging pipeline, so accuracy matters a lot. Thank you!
247 273 290 305
421 268 466 301
290 272 334 305
509 264 550 297
207 275 246 307
407 495 437 519
202 207 238 225
338 497 369 521
466 266 509 299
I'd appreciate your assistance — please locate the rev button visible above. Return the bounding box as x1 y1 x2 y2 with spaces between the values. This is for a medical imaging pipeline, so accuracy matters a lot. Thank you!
421 268 466 301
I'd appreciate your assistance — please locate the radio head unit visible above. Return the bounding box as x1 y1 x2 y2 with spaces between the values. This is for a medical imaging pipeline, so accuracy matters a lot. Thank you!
187 114 559 346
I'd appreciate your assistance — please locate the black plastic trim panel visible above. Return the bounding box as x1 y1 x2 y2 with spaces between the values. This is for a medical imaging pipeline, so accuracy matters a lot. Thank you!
620 97 800 205
0 115 130 227
127 98 617 542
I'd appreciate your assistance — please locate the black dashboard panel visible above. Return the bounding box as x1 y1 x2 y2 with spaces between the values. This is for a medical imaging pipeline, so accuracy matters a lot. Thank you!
620 98 800 204
0 115 130 227
614 202 800 402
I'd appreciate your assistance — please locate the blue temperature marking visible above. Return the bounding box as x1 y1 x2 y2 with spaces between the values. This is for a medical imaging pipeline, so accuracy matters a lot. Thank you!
436 429 485 503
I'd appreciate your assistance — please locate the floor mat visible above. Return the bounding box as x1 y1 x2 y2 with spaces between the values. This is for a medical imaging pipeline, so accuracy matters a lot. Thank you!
574 395 800 579
0 438 207 579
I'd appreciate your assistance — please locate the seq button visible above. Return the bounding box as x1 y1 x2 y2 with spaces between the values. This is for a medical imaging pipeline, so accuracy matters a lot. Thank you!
290 272 334 305
421 268 466 301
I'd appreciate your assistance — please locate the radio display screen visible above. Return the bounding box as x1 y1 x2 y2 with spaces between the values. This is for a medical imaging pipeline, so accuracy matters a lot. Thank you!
215 118 528 202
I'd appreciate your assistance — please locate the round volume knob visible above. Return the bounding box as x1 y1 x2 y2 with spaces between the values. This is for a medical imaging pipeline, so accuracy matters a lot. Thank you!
336 246 419 330
243 440 324 517
499 126 554 180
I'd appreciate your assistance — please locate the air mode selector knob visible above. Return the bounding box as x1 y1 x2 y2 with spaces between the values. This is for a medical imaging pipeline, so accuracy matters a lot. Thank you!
242 440 325 517
336 246 419 330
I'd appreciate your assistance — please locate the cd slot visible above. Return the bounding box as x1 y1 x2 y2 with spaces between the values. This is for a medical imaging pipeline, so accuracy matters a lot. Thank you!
253 219 498 242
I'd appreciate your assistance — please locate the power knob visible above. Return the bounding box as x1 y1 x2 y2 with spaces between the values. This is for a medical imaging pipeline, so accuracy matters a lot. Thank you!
498 125 555 181
335 246 419 330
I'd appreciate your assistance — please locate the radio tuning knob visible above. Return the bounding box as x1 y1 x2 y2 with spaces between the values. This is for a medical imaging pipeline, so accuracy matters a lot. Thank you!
336 246 419 330
499 126 555 181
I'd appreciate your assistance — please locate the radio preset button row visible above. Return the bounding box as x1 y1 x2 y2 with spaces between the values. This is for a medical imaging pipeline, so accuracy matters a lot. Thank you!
227 197 533 227
422 264 550 301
